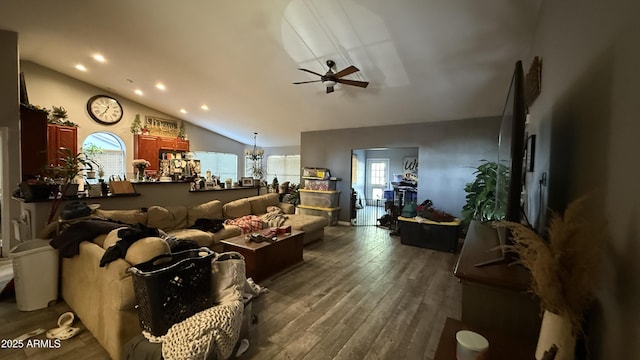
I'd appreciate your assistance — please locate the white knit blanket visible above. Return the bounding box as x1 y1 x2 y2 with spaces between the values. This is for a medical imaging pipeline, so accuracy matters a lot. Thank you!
147 299 243 360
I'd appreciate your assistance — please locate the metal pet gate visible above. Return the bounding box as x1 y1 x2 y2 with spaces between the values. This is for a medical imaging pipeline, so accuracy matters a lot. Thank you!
353 198 386 226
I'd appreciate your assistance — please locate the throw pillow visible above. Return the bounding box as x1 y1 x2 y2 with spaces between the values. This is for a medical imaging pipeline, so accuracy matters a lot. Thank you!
125 237 171 266
147 205 187 231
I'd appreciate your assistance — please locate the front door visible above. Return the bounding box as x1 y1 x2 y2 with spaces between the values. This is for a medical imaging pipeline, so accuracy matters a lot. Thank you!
366 158 389 205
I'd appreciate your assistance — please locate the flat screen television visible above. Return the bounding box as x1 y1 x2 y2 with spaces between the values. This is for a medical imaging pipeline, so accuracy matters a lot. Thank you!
475 60 527 267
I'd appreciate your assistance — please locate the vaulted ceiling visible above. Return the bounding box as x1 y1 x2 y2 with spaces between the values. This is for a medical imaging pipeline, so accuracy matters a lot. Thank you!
0 0 540 146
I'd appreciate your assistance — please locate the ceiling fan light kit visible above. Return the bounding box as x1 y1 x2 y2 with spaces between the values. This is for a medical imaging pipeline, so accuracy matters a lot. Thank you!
294 60 369 94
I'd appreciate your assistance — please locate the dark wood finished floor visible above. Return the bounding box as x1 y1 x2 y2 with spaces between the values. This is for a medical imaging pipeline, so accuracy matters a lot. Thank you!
0 225 462 359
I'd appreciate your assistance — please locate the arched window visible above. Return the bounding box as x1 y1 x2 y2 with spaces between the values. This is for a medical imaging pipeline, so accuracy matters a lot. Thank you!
81 132 125 181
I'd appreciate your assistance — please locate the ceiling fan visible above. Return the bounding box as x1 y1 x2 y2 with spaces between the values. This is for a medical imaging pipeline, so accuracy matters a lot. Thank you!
293 60 369 94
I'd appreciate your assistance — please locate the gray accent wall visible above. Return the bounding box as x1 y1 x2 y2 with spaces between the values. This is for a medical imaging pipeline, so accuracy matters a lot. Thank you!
301 117 501 222
526 0 640 358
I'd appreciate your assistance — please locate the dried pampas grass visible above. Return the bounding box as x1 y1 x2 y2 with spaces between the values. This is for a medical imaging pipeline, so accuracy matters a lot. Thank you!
496 196 604 334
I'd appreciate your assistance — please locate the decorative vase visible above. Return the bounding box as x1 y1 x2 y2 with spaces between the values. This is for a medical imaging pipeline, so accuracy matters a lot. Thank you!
136 167 146 181
100 180 108 196
536 310 576 360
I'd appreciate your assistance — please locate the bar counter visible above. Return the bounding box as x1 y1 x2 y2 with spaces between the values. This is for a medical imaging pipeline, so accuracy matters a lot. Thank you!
12 182 262 241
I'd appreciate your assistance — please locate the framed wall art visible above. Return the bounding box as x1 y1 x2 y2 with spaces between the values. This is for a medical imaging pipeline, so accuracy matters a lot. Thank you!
525 134 536 172
241 177 254 187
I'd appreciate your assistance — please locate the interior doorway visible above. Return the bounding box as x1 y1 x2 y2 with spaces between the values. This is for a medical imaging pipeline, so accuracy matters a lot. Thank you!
351 147 418 226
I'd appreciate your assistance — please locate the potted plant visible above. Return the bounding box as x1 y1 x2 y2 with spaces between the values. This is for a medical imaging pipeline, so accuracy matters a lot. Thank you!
48 105 77 127
461 160 509 232
178 121 187 139
250 161 264 180
285 183 300 206
130 114 143 134
496 196 603 360
82 143 103 179
46 147 98 222
132 159 151 181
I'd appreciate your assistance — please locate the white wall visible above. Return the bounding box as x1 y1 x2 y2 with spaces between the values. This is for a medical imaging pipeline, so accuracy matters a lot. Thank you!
21 61 246 177
527 0 640 357
0 30 20 255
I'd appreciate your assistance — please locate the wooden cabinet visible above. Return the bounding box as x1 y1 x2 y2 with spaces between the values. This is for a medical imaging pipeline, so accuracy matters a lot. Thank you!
19 107 78 180
176 139 189 151
158 137 176 150
134 135 159 171
158 136 189 151
20 107 49 180
47 124 77 166
134 135 189 171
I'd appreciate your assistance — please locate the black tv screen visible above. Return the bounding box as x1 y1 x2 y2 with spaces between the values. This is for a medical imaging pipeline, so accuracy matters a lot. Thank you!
496 60 526 224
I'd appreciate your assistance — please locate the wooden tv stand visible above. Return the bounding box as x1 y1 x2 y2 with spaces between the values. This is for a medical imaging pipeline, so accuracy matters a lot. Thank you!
446 220 541 356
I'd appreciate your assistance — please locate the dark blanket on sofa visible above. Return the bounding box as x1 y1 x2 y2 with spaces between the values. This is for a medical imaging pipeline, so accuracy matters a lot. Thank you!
99 224 161 267
50 219 126 258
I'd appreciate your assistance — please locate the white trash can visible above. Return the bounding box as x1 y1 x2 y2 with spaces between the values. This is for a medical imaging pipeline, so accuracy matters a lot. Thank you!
9 239 59 311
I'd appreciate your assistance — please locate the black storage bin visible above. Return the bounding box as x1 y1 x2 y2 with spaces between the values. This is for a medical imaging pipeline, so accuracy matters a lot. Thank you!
129 247 215 336
399 218 460 252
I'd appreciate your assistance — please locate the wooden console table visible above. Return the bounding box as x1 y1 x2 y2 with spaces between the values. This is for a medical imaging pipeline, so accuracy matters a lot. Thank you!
452 220 541 349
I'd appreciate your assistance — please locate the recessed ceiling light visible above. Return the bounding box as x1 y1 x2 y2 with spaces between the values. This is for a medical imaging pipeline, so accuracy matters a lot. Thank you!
93 54 106 63
156 83 166 91
179 109 187 114
200 105 209 111
134 89 143 96
75 64 87 72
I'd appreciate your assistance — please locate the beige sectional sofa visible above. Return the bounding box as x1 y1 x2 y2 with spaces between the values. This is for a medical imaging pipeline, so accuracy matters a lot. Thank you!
60 193 327 360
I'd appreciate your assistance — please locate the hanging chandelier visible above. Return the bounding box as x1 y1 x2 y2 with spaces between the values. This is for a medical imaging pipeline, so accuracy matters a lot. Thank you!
244 132 264 161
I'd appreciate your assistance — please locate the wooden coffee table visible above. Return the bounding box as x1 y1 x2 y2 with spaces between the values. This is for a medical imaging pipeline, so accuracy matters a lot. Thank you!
221 230 304 281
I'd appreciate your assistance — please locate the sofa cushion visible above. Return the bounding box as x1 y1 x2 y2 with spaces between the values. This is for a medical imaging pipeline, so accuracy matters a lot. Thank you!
223 198 251 219
168 229 214 247
125 237 171 266
147 205 187 231
246 193 278 215
95 209 148 225
187 200 223 226
285 214 328 233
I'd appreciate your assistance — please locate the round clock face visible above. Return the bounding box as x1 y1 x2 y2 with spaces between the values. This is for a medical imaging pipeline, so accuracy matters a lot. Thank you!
87 95 123 125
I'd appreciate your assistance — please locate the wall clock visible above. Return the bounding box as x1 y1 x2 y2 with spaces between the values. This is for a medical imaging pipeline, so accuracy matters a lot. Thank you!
87 95 123 125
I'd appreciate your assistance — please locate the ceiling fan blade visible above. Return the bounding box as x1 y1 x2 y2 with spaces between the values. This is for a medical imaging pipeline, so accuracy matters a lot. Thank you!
292 80 322 85
326 86 334 94
337 79 369 88
298 68 324 77
334 65 360 78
